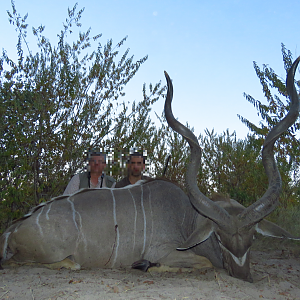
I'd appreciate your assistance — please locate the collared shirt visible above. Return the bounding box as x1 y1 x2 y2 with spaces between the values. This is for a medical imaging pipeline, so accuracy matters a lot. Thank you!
115 175 150 188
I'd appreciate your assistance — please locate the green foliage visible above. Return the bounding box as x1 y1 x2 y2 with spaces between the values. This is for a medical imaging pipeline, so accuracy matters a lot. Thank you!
151 113 190 189
0 1 164 230
238 43 300 206
268 203 300 237
152 120 269 207
198 130 267 206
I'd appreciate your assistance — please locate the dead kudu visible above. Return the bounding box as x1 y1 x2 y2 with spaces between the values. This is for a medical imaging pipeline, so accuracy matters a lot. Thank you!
0 181 216 271
0 58 300 282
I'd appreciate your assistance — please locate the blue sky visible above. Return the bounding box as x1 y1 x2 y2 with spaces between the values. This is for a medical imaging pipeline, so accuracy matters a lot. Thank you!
1 0 299 139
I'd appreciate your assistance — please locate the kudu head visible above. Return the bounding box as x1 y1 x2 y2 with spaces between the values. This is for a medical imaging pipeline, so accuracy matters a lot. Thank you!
164 57 300 282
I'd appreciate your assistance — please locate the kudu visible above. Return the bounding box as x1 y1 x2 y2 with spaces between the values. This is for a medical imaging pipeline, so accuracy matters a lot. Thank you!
164 56 300 282
0 58 299 282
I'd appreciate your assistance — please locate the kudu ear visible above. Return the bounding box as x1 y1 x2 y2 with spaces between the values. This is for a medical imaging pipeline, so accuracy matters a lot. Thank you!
256 219 300 240
177 219 214 250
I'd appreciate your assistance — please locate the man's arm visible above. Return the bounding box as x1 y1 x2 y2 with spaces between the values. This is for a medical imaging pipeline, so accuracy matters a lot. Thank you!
104 175 116 188
63 174 80 195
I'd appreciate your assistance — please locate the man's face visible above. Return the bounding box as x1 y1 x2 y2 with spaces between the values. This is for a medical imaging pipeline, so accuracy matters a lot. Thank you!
128 156 145 177
89 155 106 174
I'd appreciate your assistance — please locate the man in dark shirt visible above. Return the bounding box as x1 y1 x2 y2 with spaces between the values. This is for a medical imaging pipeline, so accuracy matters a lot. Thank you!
115 152 150 188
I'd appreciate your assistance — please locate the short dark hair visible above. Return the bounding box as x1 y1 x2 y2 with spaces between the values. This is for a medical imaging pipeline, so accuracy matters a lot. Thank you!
88 151 106 161
128 152 145 164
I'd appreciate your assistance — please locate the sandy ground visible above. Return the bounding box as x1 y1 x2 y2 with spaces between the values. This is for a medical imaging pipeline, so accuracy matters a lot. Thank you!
1 246 300 300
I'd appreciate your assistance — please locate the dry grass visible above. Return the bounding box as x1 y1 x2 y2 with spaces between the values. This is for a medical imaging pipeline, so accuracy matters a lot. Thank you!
252 204 300 256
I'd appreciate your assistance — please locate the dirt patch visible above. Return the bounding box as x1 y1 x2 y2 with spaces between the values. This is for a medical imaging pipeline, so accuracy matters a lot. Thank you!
1 248 300 300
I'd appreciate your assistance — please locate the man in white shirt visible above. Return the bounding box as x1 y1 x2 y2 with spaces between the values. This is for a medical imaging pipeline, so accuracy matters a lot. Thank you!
63 151 115 195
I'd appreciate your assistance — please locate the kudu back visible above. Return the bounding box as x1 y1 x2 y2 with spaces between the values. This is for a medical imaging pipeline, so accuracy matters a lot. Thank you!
0 181 213 271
